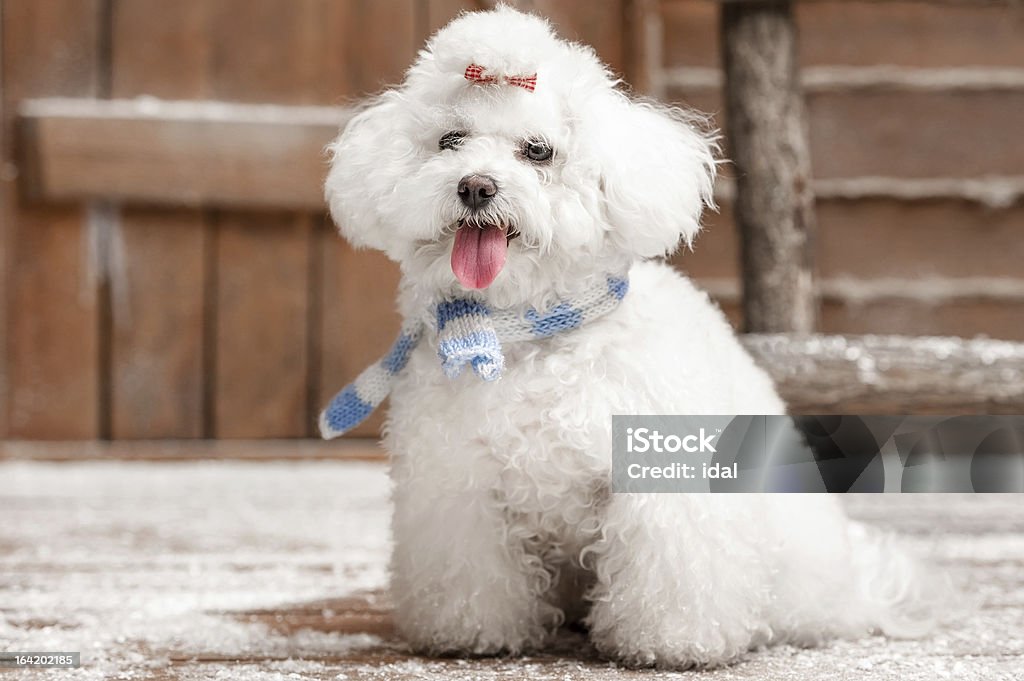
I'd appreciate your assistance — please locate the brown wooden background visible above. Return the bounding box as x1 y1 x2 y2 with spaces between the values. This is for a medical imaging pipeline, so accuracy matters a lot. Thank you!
1 0 1022 443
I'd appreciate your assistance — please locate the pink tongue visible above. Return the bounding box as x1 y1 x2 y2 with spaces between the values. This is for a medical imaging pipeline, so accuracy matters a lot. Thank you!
451 223 508 289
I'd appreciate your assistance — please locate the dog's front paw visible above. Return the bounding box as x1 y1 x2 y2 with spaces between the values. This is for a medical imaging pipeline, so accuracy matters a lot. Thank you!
395 595 559 657
587 600 759 670
582 494 775 669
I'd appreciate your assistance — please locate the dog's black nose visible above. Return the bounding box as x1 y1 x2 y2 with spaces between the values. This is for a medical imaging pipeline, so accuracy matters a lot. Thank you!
458 174 498 211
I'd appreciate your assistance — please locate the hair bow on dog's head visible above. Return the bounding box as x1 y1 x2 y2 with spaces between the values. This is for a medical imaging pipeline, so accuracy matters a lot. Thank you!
464 63 537 92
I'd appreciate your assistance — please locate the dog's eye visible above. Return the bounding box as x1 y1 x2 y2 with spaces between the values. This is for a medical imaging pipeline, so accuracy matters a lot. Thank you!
523 139 553 163
438 131 467 151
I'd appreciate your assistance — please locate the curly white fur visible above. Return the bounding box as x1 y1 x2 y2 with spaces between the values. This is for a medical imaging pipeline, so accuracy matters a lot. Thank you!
325 5 934 668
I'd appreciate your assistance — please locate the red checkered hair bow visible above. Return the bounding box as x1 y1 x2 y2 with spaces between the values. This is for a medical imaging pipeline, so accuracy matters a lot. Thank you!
464 63 537 92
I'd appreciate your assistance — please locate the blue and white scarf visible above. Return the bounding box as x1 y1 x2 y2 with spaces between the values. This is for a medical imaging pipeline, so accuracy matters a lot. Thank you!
319 273 630 439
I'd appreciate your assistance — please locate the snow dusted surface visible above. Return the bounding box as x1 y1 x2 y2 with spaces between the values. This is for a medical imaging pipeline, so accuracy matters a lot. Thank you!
1 460 1022 680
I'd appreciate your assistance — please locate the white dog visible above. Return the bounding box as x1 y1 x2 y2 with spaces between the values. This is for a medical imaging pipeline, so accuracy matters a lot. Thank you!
323 6 931 668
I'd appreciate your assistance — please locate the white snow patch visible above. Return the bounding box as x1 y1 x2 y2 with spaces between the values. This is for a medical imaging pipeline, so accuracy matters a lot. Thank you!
0 461 391 677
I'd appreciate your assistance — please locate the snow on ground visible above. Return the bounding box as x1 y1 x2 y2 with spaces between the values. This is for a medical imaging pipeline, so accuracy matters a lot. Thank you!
0 461 391 679
0 461 1022 680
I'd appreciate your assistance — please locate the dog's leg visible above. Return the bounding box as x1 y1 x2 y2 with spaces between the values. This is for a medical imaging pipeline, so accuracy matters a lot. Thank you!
389 466 561 655
584 494 775 668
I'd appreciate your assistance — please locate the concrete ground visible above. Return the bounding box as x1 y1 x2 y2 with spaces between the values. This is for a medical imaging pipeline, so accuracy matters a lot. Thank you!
0 460 1021 680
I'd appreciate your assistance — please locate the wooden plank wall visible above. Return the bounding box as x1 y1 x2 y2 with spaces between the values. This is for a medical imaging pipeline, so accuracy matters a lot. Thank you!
2 1 104 439
109 0 206 439
0 0 631 441
9 1 1017 443
661 0 1024 340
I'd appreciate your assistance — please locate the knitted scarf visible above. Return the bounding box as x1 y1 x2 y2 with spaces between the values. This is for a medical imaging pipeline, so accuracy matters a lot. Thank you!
319 273 630 439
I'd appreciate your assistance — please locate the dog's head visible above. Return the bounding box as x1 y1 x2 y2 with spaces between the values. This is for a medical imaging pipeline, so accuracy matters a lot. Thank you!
325 5 716 304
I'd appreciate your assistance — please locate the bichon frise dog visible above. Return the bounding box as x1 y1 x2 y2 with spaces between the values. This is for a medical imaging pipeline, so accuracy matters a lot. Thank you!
320 5 932 669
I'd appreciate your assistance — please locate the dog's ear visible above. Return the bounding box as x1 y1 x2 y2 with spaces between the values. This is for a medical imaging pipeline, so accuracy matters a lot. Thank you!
587 93 718 258
324 93 409 254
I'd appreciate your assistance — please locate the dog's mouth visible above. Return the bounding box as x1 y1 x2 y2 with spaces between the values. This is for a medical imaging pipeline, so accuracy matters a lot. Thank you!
451 218 518 289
